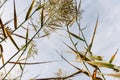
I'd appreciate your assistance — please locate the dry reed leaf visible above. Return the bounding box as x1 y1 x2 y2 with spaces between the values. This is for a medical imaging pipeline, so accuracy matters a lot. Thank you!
5 28 20 51
63 42 90 61
89 17 98 51
9 60 57 65
0 44 5 71
104 73 120 78
0 18 7 38
0 44 3 58
87 61 120 71
25 0 35 20
92 69 97 79
41 8 44 28
26 28 29 46
13 33 29 40
93 77 103 80
68 31 84 41
109 49 118 63
13 0 17 29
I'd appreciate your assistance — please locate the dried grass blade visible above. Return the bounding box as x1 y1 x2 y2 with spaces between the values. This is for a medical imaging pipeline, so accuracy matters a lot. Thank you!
29 20 40 38
8 60 58 65
19 64 23 71
57 51 89 76
35 3 44 11
63 42 90 61
0 44 3 58
0 44 6 73
89 17 99 50
1 54 5 66
87 61 120 71
5 28 20 51
4 19 13 26
57 51 80 70
104 73 120 78
13 0 17 29
13 33 30 40
78 0 81 10
25 0 35 20
68 31 84 41
92 69 97 79
0 18 7 38
30 20 37 31
0 0 7 8
109 49 119 63
26 28 29 46
41 8 44 28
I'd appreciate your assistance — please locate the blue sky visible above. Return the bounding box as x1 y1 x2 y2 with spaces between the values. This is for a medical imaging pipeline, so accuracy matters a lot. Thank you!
1 0 120 80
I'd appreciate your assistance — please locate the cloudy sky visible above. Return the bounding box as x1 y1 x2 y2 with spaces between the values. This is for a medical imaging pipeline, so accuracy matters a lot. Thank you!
81 0 120 80
33 0 120 80
82 0 120 63
1 0 120 80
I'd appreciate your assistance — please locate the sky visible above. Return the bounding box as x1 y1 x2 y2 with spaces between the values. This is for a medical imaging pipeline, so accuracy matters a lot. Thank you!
82 0 120 64
0 0 120 80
